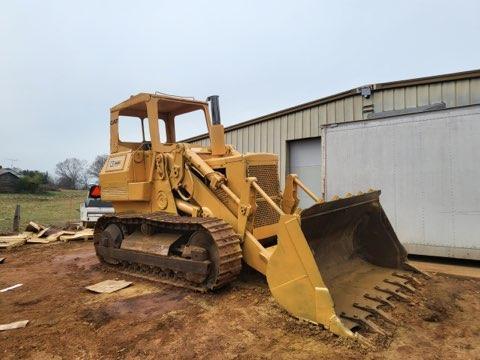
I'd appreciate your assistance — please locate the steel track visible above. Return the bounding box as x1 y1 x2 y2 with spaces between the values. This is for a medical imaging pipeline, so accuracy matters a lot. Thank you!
94 212 243 291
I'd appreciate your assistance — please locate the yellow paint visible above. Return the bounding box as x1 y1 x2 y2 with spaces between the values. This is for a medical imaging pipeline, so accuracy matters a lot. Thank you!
98 92 411 341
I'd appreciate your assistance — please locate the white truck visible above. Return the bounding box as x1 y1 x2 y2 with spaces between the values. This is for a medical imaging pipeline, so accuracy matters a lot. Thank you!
80 185 114 228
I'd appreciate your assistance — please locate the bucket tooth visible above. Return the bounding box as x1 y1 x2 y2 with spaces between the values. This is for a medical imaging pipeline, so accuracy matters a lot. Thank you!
340 313 388 335
375 308 396 325
364 293 395 308
362 317 390 336
384 279 416 293
403 262 432 279
353 302 396 325
340 307 389 336
340 316 362 331
375 285 412 302
393 272 422 287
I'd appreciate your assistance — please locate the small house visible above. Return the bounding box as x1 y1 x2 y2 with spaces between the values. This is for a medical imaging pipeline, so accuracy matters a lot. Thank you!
0 166 21 193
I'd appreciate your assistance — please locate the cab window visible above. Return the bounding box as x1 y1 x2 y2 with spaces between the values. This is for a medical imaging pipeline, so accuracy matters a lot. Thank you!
118 117 150 143
174 109 208 141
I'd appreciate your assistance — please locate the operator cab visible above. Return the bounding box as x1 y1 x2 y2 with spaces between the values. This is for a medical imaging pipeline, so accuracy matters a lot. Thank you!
109 93 226 156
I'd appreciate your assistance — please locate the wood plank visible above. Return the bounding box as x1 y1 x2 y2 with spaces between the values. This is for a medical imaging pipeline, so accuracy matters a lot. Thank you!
60 229 94 242
0 320 29 331
27 237 57 244
86 280 132 294
46 230 75 241
0 283 23 293
37 227 51 238
25 221 44 233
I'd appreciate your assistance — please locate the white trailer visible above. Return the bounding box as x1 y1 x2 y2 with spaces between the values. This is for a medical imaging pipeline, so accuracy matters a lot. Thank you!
321 105 480 260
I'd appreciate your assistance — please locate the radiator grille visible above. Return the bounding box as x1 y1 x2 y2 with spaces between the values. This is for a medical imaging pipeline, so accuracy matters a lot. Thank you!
212 187 237 213
247 164 281 228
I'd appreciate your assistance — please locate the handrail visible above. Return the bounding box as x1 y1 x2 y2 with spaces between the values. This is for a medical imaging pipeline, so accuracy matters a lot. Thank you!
220 183 241 205
217 178 285 218
251 181 285 216
293 177 323 203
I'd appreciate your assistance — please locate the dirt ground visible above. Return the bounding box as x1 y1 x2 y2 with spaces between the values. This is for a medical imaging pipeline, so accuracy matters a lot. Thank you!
0 242 479 360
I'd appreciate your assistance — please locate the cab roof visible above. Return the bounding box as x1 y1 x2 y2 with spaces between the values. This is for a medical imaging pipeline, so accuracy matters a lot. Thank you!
111 92 208 118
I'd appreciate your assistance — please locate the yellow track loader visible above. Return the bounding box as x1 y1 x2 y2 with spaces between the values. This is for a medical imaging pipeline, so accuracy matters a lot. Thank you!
95 93 425 340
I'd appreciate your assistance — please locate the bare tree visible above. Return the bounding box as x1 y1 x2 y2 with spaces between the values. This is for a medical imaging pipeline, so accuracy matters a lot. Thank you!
55 158 88 189
88 154 108 181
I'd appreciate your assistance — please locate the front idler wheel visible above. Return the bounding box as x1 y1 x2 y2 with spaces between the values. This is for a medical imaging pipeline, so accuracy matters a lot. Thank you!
184 231 219 288
97 223 124 265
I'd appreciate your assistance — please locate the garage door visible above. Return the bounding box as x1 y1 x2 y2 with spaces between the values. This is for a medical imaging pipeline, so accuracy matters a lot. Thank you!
288 137 322 208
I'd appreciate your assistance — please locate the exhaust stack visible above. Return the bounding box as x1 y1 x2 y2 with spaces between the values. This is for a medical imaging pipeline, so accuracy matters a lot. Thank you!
207 95 226 155
207 95 221 125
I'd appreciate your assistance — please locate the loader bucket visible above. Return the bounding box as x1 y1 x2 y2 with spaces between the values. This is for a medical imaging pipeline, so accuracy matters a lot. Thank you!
266 190 421 338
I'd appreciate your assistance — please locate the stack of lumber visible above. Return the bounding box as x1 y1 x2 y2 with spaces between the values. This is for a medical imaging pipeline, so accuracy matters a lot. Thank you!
0 221 94 249
0 234 29 250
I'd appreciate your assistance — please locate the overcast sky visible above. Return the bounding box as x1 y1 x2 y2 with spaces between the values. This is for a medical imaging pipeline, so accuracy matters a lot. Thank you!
1 1 479 174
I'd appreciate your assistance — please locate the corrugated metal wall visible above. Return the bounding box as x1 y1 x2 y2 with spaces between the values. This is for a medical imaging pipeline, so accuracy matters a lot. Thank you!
191 77 480 186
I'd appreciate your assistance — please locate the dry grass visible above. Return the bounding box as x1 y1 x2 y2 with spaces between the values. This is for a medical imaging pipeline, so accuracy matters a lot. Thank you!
0 189 87 233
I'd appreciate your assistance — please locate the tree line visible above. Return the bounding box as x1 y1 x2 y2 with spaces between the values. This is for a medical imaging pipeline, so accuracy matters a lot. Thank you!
54 155 107 190
15 155 108 193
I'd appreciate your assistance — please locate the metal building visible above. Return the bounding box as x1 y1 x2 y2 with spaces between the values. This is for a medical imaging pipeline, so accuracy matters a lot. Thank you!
186 69 480 259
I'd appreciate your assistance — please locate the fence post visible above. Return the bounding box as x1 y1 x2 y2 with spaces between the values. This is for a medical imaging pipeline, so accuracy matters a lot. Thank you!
13 204 20 232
